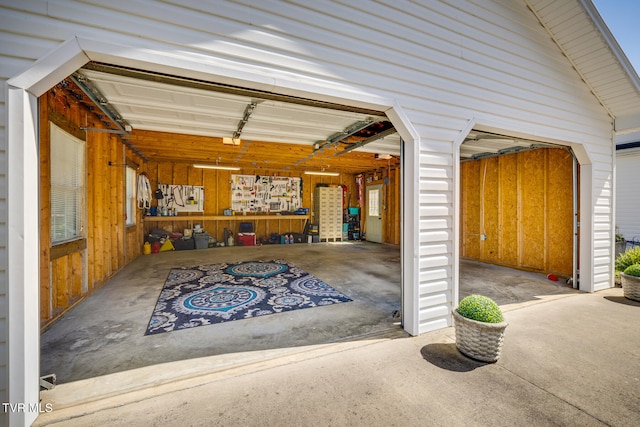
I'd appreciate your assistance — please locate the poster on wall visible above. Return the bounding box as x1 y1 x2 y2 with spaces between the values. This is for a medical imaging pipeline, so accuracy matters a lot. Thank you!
157 184 205 213
231 175 302 213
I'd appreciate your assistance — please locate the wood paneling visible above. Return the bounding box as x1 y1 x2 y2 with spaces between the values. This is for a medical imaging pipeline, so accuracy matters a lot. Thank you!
461 148 574 277
142 161 360 242
39 87 146 328
128 130 398 175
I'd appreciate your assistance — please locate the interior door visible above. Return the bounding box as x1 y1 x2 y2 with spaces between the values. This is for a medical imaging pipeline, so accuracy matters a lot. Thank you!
366 184 383 243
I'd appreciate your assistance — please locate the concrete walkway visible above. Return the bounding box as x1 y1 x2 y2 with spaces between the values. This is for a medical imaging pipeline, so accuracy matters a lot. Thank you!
35 287 639 426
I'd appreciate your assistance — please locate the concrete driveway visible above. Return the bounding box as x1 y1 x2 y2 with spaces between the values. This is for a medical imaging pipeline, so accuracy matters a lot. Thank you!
35 286 639 426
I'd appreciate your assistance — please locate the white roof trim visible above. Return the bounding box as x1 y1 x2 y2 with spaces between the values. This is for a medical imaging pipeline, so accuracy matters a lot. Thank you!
580 0 640 94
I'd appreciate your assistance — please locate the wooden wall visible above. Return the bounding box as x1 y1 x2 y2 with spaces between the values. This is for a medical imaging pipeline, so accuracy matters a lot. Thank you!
460 148 574 277
40 88 146 328
142 161 357 241
143 161 402 245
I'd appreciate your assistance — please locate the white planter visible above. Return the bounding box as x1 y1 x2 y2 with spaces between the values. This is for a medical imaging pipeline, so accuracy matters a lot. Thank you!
453 310 508 363
621 273 640 302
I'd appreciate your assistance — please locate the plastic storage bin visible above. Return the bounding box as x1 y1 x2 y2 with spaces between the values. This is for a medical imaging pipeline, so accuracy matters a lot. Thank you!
194 233 210 249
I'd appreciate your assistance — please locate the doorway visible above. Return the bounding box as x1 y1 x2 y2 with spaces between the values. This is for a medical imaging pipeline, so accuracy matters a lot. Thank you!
366 184 384 243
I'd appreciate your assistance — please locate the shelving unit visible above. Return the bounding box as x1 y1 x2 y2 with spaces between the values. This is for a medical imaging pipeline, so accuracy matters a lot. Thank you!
314 187 343 242
346 207 361 240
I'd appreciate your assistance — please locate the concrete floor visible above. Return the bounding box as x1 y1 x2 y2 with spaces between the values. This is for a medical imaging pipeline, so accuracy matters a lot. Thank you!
40 242 577 392
40 241 403 384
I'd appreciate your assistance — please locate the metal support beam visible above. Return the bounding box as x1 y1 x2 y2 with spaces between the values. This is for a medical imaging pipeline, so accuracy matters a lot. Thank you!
314 118 383 152
335 127 397 156
233 101 258 139
70 73 130 136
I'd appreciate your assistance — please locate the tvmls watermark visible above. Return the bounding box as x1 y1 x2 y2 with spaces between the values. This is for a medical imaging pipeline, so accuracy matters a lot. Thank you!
2 402 53 414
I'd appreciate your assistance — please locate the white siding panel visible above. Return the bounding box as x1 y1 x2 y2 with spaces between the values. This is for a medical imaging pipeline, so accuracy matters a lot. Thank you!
421 243 452 257
419 267 451 284
420 205 452 218
420 293 451 311
419 255 451 270
0 84 6 415
419 230 451 243
420 280 450 295
419 179 452 193
0 0 618 344
615 151 640 240
594 248 611 258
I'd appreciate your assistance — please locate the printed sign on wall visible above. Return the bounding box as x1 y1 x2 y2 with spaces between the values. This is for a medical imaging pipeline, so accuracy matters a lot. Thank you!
231 175 301 213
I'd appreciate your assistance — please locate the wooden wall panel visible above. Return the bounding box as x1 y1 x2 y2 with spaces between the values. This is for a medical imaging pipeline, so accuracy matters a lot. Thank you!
39 99 52 322
482 157 500 260
498 155 518 266
461 160 481 258
460 148 573 277
40 87 146 329
521 149 546 270
547 149 574 274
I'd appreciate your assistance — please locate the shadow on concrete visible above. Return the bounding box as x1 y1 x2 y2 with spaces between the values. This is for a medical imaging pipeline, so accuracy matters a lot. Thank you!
460 259 578 307
420 343 486 372
603 296 640 306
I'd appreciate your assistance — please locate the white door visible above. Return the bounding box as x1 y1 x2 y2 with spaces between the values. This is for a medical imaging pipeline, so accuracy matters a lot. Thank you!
366 184 383 243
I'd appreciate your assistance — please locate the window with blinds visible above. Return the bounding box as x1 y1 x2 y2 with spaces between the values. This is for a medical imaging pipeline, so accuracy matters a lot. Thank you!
50 123 85 244
125 166 136 226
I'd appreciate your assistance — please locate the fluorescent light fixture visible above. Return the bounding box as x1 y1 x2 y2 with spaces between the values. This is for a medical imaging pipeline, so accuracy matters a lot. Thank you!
222 137 241 146
193 163 240 171
304 170 339 176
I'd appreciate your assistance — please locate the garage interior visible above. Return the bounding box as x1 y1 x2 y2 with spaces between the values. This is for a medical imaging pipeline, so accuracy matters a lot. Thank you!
39 63 578 392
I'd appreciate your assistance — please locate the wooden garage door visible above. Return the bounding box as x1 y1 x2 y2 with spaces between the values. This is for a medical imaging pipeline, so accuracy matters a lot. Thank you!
461 148 574 277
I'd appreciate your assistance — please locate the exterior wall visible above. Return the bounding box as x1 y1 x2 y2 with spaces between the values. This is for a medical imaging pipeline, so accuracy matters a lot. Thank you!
615 149 640 241
0 80 7 419
0 1 618 424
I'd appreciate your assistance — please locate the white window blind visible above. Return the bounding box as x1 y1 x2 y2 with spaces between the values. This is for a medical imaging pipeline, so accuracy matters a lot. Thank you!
50 123 85 244
125 167 136 226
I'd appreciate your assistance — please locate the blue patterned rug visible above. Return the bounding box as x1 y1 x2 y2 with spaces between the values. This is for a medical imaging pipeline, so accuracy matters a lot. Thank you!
146 260 352 335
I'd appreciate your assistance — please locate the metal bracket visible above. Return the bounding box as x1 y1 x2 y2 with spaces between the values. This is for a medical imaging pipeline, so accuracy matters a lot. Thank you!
40 374 56 391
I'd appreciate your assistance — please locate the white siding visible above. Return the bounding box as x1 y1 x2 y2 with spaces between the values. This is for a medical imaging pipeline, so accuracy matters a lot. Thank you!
616 150 640 241
0 0 619 402
0 81 7 419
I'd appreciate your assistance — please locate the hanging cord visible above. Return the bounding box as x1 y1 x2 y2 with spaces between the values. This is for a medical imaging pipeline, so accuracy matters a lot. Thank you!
137 173 152 209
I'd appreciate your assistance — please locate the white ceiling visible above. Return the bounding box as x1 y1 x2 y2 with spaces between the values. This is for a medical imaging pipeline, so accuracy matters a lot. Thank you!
74 67 559 164
76 68 402 156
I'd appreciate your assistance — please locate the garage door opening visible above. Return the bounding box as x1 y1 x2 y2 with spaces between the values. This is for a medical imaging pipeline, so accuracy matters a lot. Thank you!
458 130 580 307
38 64 406 391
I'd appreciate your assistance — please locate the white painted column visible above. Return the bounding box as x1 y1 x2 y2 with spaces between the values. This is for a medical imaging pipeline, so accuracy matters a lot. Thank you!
579 163 594 292
7 86 41 427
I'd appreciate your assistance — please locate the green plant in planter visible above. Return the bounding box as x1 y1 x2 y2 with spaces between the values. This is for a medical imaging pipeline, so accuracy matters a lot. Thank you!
623 263 640 277
615 246 640 272
457 294 504 323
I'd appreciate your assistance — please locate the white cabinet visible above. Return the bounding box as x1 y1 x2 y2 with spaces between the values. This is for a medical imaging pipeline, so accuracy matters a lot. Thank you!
314 187 343 241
